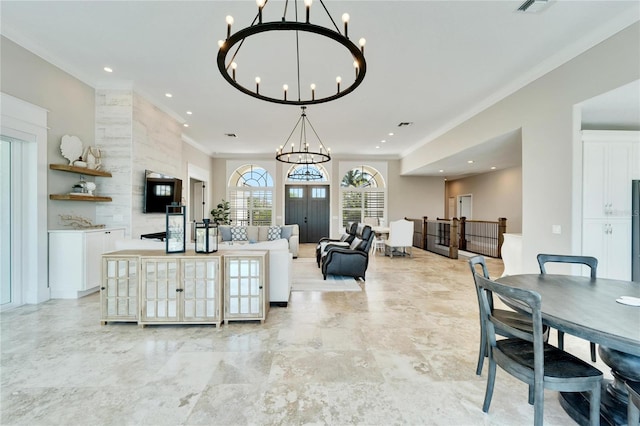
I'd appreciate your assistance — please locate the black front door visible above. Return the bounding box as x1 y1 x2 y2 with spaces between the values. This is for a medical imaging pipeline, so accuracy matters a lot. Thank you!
285 185 330 243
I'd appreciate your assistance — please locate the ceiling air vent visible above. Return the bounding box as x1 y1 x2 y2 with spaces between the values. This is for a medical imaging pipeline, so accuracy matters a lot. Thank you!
397 122 413 127
517 0 549 13
225 133 237 138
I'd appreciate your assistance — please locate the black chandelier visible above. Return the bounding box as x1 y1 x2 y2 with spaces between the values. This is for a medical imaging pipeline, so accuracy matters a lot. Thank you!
217 0 367 106
276 106 331 167
287 164 325 181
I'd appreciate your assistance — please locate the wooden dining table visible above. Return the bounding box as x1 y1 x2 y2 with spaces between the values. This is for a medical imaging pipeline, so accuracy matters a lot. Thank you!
496 274 640 426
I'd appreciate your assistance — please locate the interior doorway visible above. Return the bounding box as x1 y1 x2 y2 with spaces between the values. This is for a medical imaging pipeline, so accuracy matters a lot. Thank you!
458 194 473 219
285 185 330 243
0 134 29 310
1 138 12 307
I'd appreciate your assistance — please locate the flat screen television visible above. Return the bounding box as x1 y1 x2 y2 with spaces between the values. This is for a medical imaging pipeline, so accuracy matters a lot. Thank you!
143 170 183 213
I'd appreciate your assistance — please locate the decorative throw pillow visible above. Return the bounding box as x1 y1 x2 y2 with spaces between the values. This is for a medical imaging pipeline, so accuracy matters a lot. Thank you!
350 237 363 250
267 226 282 241
280 225 294 240
339 233 350 242
230 226 248 241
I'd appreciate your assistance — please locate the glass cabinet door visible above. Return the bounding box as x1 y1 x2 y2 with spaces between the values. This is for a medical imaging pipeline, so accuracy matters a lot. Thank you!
224 255 265 321
141 259 179 322
181 258 220 322
101 257 138 322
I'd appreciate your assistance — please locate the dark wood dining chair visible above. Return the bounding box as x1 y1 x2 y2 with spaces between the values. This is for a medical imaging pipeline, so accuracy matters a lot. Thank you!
468 256 548 376
474 273 603 426
627 381 640 425
536 253 599 361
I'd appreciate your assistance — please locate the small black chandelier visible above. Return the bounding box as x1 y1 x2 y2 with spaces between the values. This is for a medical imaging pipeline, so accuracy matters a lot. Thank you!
217 0 367 106
276 106 331 166
287 164 325 181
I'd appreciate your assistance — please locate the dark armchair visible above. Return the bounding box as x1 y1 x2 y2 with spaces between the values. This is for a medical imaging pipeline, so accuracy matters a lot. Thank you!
321 225 375 280
316 222 358 266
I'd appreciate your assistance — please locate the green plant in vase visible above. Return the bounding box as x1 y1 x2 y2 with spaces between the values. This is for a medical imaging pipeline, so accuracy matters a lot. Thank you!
211 199 232 225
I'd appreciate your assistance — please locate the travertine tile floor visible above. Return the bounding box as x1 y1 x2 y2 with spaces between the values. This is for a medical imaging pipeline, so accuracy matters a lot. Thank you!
1 245 613 425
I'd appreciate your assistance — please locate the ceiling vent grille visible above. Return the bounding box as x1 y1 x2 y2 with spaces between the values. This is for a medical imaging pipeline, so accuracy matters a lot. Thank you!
397 122 413 127
517 0 549 13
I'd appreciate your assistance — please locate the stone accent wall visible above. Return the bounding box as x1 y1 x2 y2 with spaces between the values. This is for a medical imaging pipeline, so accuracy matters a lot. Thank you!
95 89 183 238
95 89 134 235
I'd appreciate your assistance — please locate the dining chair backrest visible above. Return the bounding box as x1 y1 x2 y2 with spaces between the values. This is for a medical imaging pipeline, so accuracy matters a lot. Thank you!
469 255 493 310
386 219 413 246
474 274 544 370
537 254 597 278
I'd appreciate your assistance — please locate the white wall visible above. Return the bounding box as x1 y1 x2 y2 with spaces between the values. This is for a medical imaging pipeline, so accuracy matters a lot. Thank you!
402 22 640 272
1 36 96 230
446 166 522 233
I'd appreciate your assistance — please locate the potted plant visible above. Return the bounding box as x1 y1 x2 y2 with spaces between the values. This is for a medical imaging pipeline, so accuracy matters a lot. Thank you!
210 199 232 225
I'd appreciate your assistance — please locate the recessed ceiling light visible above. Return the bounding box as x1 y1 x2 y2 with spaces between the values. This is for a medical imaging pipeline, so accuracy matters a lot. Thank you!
388 132 394 136
375 146 380 149
165 93 173 98
186 111 193 115
381 140 386 143
183 123 189 127
439 170 444 173
491 166 496 170
467 160 474 164
103 67 113 73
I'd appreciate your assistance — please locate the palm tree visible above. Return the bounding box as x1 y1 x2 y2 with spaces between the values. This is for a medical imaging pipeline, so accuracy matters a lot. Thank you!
341 169 366 187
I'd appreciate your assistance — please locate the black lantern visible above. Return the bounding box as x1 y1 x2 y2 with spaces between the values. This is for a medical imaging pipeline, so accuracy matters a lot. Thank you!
194 218 218 253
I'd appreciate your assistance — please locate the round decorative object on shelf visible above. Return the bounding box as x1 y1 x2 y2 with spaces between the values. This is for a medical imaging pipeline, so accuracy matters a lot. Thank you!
85 182 96 196
60 135 83 166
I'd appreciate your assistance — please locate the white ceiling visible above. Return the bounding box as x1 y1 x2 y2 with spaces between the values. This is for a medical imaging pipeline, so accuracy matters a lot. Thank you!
2 1 639 178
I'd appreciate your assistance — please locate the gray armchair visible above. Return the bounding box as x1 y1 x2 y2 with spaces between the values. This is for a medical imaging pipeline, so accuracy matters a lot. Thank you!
321 225 375 280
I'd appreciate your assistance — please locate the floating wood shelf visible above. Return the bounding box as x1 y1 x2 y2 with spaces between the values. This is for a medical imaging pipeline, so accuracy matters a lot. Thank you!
49 194 112 202
49 164 112 177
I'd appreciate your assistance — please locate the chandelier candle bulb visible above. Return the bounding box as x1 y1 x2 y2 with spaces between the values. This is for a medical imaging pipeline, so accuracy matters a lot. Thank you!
342 13 350 38
359 38 366 54
231 62 237 80
310 83 316 100
283 84 288 100
305 0 312 23
255 76 261 94
225 15 234 39
336 76 341 93
217 40 224 48
256 0 265 23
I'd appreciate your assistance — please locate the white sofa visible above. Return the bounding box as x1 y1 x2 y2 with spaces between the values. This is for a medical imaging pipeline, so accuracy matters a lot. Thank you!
112 238 292 305
217 224 299 258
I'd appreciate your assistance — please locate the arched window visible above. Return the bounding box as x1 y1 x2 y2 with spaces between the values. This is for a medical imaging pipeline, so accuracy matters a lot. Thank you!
286 163 328 182
340 166 386 227
228 165 274 226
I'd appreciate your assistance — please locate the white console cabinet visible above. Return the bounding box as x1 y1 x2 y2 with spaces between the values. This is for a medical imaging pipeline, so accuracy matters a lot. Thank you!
49 227 125 298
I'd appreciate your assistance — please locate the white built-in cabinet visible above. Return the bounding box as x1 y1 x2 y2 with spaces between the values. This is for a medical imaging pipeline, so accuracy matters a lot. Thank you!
582 130 640 280
49 227 125 298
